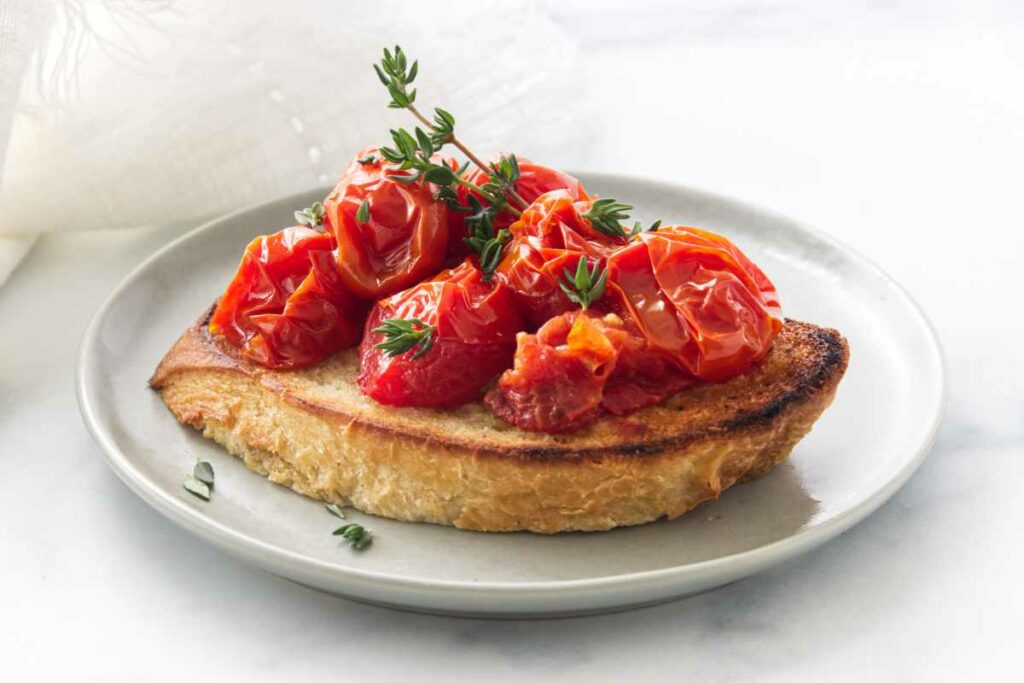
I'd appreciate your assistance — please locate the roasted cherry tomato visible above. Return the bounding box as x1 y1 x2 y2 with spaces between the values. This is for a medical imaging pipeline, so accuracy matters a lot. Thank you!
447 158 590 261
209 226 367 368
600 340 695 415
495 190 628 326
357 261 524 407
606 226 783 382
486 310 698 432
485 312 624 432
324 147 449 299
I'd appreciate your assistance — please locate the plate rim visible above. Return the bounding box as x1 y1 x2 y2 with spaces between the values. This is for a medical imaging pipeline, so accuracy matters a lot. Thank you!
76 172 947 601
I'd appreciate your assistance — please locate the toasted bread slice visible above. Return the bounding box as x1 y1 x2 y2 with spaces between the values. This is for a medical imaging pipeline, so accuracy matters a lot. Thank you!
151 311 848 533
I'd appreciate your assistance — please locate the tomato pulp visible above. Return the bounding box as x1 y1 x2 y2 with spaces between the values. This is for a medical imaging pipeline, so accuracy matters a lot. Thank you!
496 190 628 326
485 311 695 433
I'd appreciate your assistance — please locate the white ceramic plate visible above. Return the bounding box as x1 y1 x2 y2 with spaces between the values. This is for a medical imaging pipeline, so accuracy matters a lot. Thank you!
77 174 944 618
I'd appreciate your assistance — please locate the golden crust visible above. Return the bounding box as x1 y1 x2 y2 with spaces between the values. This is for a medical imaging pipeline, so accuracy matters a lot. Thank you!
150 311 848 533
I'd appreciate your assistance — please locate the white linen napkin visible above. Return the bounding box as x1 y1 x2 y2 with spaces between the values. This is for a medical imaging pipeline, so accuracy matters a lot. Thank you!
0 0 589 286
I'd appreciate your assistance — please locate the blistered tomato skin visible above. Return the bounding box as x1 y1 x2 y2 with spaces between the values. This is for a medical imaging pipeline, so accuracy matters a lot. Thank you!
324 147 449 299
600 344 695 415
495 190 628 327
357 261 525 408
447 159 590 262
487 222 783 433
486 313 631 433
209 226 367 369
607 226 783 382
210 152 784 430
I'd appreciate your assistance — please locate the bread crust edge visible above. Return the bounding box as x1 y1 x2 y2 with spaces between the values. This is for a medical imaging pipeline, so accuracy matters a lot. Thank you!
151 317 848 533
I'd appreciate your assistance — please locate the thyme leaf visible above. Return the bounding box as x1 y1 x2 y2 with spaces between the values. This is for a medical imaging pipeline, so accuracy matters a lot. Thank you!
193 460 215 486
630 219 662 236
294 201 325 229
372 45 528 211
583 198 634 239
463 194 511 282
333 523 373 550
183 475 210 501
373 318 435 360
559 258 608 311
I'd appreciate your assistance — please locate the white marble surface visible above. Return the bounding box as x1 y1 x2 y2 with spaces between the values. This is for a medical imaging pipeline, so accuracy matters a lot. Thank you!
3 1 1023 679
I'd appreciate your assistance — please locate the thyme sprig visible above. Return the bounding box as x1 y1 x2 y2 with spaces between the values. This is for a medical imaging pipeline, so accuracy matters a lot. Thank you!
376 125 517 281
374 46 419 110
560 258 608 311
294 201 325 229
430 107 456 149
373 45 529 210
183 460 215 501
325 505 372 550
373 318 436 359
463 194 511 282
583 199 634 239
333 523 372 550
378 128 514 216
484 154 522 205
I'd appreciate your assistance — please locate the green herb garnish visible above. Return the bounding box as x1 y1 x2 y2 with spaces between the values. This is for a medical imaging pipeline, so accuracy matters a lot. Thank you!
373 45 419 110
373 318 435 359
430 107 456 148
372 45 529 210
333 523 373 550
462 195 511 282
193 460 215 486
583 198 634 239
184 460 215 501
325 503 346 519
376 125 516 278
294 201 325 229
183 476 209 500
356 198 370 224
559 258 608 311
372 45 541 276
630 219 662 236
485 154 521 202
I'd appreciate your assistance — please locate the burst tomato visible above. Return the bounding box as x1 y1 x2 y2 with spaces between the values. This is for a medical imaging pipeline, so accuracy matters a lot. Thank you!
447 158 590 261
209 226 367 368
324 147 449 299
484 311 690 432
606 226 783 382
357 261 524 407
494 190 628 326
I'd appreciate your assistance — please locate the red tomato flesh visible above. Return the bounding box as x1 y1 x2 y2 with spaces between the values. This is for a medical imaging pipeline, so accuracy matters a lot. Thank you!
209 226 366 368
324 147 449 299
607 226 783 382
357 261 525 407
495 190 628 326
447 158 590 262
485 311 691 432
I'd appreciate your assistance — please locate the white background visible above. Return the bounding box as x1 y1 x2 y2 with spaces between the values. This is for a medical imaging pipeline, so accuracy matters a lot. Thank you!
3 1 1023 680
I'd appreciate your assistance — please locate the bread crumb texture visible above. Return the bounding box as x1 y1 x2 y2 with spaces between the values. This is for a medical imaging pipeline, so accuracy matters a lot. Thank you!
153 319 848 533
